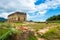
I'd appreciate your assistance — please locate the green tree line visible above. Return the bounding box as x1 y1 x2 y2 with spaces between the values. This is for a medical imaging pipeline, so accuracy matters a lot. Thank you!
46 15 60 22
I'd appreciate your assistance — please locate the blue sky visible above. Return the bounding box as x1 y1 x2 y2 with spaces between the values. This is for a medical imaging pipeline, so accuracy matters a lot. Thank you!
0 0 60 22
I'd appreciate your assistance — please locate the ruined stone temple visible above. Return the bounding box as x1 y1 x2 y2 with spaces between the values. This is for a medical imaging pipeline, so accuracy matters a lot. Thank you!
8 12 26 22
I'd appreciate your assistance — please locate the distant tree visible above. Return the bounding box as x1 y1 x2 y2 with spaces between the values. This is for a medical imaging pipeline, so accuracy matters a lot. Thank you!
56 15 60 20
29 20 33 22
46 14 60 21
0 17 7 22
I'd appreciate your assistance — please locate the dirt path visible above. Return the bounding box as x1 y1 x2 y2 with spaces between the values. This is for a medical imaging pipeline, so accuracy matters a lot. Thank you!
22 23 57 40
38 25 57 35
35 32 45 40
35 25 57 40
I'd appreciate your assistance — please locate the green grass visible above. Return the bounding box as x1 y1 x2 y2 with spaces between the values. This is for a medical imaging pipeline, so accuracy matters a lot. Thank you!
0 22 60 40
0 22 59 31
39 24 60 40
26 23 58 31
27 34 38 40
0 28 13 40
0 22 48 31
0 24 22 40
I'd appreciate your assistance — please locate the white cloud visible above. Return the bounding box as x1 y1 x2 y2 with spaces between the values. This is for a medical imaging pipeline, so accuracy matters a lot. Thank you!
0 12 14 18
0 0 37 13
0 0 60 21
0 13 9 18
36 0 60 13
28 0 60 19
0 0 38 19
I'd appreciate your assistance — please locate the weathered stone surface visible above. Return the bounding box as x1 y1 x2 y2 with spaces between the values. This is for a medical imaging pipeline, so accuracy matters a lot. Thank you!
11 30 35 40
8 12 26 22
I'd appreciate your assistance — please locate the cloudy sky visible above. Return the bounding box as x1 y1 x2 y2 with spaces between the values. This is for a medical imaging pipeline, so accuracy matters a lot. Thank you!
0 0 60 22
